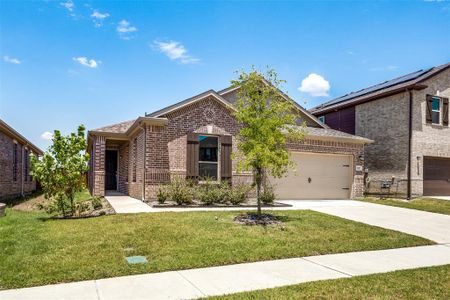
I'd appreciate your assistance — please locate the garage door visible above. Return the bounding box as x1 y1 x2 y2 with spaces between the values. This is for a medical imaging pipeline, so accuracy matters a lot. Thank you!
424 156 450 196
270 152 353 200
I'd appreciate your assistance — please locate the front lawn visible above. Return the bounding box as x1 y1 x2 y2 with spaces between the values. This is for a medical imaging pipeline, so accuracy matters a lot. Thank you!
208 265 450 299
357 197 450 215
0 209 432 289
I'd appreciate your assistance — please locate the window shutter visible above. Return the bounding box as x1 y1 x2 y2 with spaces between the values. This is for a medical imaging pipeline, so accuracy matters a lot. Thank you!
220 135 232 181
186 132 199 178
443 97 449 126
426 94 433 124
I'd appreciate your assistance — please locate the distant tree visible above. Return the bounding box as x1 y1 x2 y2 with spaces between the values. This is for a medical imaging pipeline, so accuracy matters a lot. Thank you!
31 125 89 217
232 68 305 215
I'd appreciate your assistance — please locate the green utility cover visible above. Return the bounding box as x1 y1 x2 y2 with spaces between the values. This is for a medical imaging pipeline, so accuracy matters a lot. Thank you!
125 256 148 264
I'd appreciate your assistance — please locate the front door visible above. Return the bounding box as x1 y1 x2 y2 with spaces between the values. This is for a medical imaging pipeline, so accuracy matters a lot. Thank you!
105 150 118 190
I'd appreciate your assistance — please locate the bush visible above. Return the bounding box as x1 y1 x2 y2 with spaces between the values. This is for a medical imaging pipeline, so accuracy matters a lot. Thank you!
168 178 193 205
218 181 232 204
198 178 221 205
91 197 103 210
229 183 251 205
156 186 169 204
260 184 275 204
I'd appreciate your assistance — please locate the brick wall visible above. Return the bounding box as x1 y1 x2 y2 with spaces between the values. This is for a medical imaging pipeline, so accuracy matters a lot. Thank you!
411 67 450 196
92 136 106 197
0 131 37 201
355 92 410 196
128 130 145 199
143 96 253 199
118 143 129 194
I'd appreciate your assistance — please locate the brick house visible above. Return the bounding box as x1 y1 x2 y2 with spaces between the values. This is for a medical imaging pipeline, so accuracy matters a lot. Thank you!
87 86 372 201
0 119 44 201
311 62 450 198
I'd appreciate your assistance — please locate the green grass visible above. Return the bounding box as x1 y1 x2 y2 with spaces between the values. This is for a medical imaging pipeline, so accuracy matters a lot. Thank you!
0 209 432 289
357 197 450 215
207 265 450 299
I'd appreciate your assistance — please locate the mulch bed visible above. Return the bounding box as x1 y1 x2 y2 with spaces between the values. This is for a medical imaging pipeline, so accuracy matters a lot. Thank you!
148 199 291 208
234 212 284 226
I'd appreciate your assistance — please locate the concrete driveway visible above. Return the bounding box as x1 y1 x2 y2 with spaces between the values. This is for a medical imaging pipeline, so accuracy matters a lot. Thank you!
280 200 450 244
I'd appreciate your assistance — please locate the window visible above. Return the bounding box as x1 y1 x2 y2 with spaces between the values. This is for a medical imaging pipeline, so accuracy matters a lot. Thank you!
24 149 29 182
198 135 218 180
432 97 441 124
132 138 137 182
318 116 325 123
13 143 18 181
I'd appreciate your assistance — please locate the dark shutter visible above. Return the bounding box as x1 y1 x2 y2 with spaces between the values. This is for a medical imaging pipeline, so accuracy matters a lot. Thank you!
186 132 199 178
220 135 232 181
443 98 449 126
426 94 433 124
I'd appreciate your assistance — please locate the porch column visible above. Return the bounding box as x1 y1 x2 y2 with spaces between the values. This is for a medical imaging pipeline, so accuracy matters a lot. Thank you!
93 136 106 196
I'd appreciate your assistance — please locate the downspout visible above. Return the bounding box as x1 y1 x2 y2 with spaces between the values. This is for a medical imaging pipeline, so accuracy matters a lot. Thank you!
21 145 25 196
407 89 413 200
142 125 146 201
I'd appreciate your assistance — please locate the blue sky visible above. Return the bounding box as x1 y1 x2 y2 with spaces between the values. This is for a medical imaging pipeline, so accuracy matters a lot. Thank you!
1 1 449 150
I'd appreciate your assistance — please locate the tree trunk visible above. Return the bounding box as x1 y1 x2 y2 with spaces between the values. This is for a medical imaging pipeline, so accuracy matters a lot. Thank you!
255 167 262 216
69 193 75 216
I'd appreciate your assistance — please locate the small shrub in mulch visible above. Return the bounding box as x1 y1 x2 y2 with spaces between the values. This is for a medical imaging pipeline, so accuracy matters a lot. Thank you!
234 212 283 226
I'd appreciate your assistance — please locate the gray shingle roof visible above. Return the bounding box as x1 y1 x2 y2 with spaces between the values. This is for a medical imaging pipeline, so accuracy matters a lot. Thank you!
305 127 373 143
92 119 136 134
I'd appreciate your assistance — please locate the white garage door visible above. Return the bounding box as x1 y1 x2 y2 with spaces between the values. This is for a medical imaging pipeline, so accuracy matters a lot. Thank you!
270 152 353 200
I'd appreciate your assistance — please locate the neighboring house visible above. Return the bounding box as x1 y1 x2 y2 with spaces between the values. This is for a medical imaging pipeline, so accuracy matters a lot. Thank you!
0 119 44 201
87 85 372 201
311 62 450 198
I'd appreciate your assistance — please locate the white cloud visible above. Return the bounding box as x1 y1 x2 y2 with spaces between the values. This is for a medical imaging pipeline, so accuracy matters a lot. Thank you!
153 40 200 64
91 10 110 27
3 56 21 64
117 20 137 39
298 73 330 97
41 131 53 140
73 57 100 68
60 0 74 12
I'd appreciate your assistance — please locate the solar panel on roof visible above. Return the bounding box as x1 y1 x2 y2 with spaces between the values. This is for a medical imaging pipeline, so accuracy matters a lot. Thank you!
318 68 432 108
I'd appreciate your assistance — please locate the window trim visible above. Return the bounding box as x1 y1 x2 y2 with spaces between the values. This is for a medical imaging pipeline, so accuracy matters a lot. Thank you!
198 134 220 182
431 96 442 125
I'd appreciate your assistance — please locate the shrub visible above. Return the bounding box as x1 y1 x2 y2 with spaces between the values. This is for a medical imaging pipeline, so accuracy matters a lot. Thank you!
91 197 103 210
156 186 169 204
168 178 193 205
198 178 221 205
229 183 251 205
260 184 275 204
218 181 232 204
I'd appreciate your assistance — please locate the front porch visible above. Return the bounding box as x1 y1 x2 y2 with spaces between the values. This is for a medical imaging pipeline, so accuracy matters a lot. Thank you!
88 135 132 198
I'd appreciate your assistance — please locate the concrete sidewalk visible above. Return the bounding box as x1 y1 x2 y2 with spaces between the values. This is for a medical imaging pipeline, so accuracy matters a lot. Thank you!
1 244 449 300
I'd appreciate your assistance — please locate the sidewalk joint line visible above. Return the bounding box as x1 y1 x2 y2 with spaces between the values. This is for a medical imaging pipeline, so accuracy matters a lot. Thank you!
177 271 206 297
301 257 353 277
94 280 101 300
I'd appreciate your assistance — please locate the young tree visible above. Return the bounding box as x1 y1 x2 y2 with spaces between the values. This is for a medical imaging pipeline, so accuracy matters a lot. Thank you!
31 125 90 217
232 68 305 215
